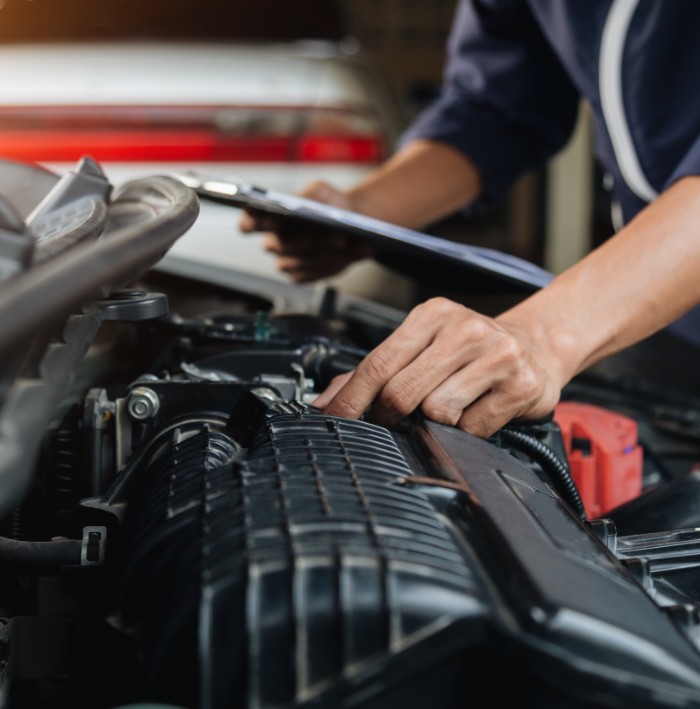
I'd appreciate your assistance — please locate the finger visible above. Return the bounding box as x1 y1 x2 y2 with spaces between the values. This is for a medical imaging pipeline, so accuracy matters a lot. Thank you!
456 392 520 438
323 312 442 419
452 368 560 439
274 241 375 281
418 335 539 429
276 255 356 282
239 210 280 234
286 266 349 283
300 180 347 206
261 232 283 253
367 343 474 428
274 246 372 272
239 210 256 233
426 353 550 438
261 232 314 255
262 231 352 256
420 375 490 428
313 371 354 409
367 311 509 427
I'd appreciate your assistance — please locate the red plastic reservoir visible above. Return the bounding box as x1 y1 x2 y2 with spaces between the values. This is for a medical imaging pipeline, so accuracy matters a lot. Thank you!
554 402 643 518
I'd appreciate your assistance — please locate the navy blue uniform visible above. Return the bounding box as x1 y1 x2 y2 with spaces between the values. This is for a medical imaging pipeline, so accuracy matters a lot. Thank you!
403 0 700 340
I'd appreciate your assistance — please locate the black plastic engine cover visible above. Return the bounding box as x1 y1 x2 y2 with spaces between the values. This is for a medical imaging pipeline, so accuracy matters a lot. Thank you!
115 412 491 709
113 402 700 709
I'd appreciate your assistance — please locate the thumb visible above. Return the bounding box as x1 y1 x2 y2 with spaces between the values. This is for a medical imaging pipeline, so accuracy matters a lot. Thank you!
239 210 256 233
300 180 349 209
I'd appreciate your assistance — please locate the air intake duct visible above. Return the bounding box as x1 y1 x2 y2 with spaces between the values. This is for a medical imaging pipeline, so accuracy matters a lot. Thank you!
114 408 491 709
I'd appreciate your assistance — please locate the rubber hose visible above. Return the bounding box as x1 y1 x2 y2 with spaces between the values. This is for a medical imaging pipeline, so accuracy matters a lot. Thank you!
499 427 587 522
0 537 82 573
331 342 370 359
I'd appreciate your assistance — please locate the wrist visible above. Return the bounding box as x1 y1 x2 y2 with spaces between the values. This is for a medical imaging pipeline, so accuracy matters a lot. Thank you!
496 300 584 391
343 184 394 222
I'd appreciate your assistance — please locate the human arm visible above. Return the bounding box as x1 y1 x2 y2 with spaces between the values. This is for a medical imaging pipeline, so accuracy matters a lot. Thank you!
240 0 579 282
315 176 700 437
238 138 482 282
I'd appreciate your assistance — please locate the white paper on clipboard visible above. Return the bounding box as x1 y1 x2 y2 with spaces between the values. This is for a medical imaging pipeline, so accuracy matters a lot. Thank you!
179 176 555 291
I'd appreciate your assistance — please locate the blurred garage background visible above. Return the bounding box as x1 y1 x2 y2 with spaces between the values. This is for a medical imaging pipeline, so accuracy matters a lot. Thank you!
0 0 604 311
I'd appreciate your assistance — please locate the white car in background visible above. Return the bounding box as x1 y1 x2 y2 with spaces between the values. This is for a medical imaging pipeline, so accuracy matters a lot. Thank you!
0 0 411 304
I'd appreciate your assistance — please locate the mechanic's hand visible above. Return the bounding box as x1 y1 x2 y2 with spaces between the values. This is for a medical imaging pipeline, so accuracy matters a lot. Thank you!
239 180 375 283
313 297 563 438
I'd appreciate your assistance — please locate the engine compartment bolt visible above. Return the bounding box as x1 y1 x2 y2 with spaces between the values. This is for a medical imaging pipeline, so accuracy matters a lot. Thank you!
127 387 161 421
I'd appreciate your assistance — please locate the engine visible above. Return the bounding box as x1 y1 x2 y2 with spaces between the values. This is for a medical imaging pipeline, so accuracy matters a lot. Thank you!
3 159 700 709
7 301 696 709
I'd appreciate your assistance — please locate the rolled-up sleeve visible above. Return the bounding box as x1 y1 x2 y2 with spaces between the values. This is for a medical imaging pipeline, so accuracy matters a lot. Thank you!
401 0 579 205
664 133 700 192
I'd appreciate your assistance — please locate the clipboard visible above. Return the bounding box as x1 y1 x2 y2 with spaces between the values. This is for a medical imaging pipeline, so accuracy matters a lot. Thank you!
178 175 554 293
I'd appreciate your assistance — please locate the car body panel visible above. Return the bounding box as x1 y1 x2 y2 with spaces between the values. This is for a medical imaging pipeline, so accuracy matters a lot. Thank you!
0 41 411 304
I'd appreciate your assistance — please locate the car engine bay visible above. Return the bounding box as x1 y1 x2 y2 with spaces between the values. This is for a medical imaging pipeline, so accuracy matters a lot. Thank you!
2 159 700 708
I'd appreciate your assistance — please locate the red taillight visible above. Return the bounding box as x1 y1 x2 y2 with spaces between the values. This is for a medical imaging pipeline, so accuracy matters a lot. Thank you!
0 130 295 162
295 135 383 162
0 105 386 163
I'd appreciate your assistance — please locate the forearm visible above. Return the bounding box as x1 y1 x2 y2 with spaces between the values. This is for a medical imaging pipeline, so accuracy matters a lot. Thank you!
318 176 700 438
499 176 700 384
345 139 482 228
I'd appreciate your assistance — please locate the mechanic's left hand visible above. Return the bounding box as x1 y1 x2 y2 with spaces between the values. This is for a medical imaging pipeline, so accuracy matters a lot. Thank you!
239 180 375 282
313 297 564 438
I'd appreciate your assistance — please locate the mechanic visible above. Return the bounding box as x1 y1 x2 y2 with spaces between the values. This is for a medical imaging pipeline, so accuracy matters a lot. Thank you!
241 0 700 438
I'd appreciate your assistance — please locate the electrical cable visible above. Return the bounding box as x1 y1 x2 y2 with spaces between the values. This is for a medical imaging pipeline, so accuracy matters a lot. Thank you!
499 426 587 522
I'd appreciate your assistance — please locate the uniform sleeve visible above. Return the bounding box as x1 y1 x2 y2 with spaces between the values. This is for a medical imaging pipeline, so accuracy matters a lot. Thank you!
401 0 579 205
664 133 700 191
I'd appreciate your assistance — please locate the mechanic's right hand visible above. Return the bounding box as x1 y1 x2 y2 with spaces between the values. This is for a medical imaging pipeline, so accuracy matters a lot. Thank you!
238 180 375 283
313 297 566 438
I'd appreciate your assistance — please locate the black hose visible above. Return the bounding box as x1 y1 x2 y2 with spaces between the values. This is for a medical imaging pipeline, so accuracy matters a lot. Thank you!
8 505 33 593
499 427 587 522
302 342 369 389
0 537 82 573
330 342 370 359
